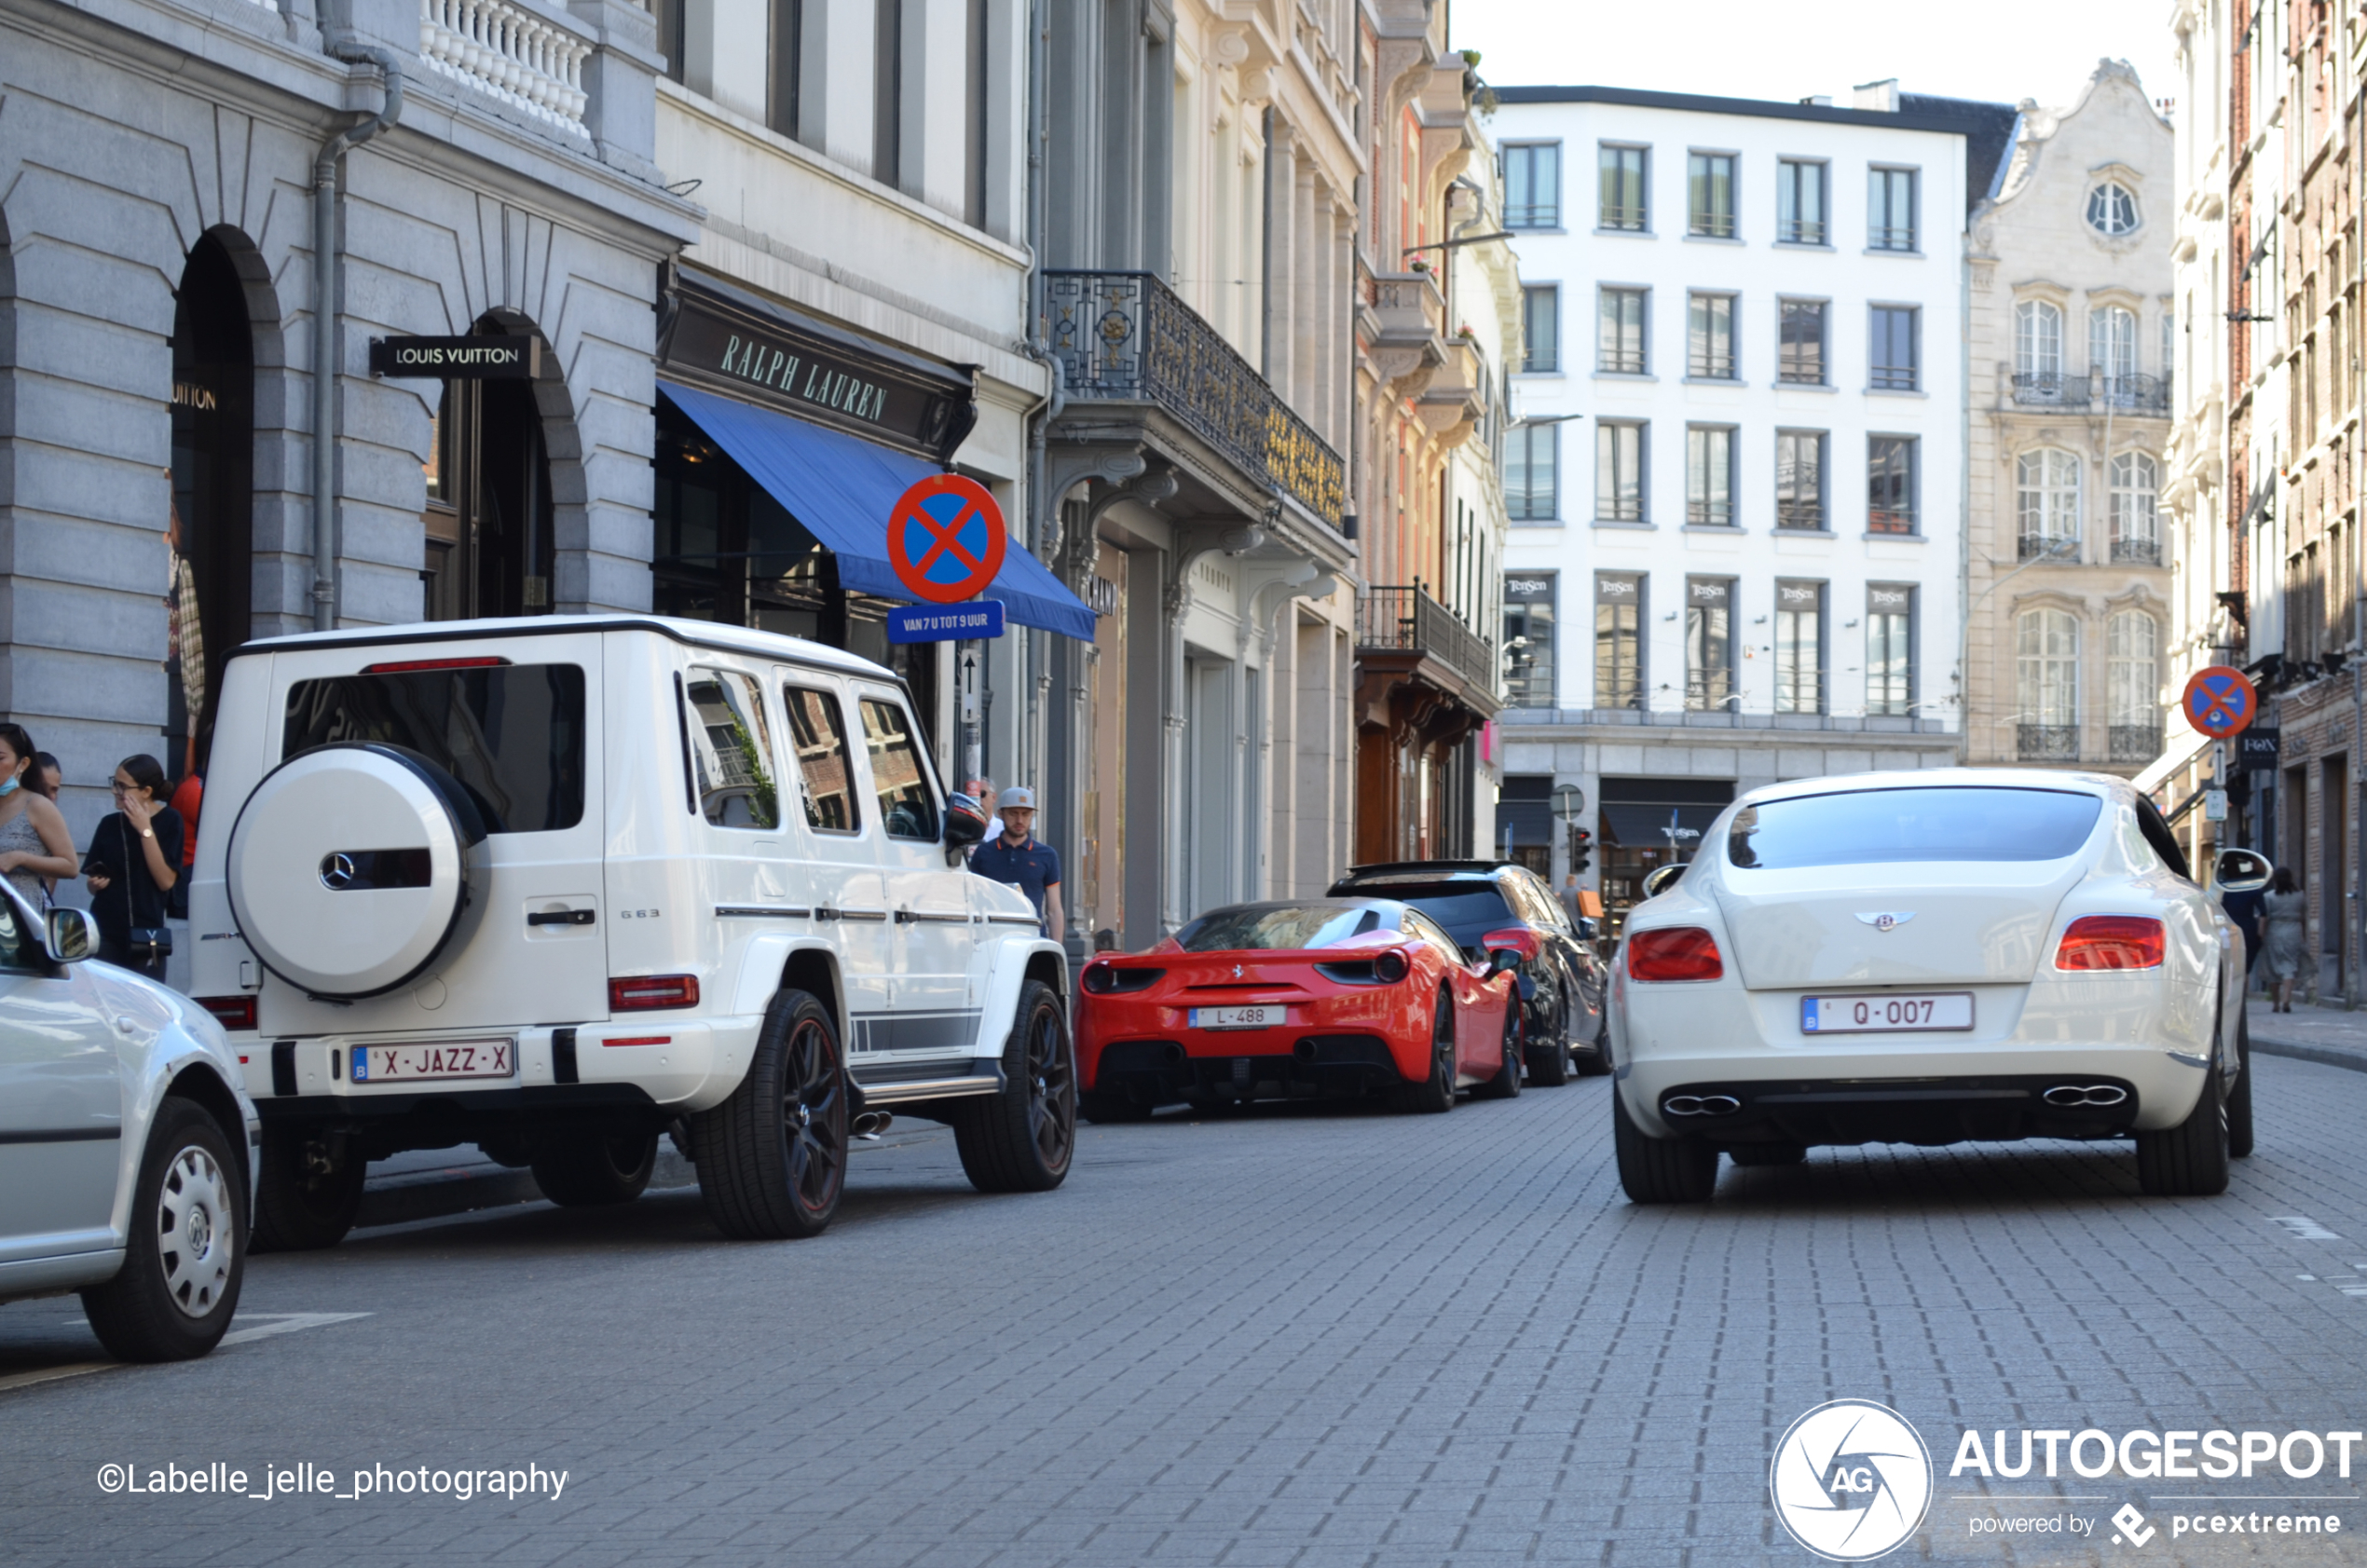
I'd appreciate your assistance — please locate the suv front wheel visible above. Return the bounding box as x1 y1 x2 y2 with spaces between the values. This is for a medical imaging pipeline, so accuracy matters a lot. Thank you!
694 989 848 1239
953 980 1076 1193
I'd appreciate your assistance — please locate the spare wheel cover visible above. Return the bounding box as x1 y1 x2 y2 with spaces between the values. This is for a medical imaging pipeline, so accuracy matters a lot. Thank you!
227 744 481 999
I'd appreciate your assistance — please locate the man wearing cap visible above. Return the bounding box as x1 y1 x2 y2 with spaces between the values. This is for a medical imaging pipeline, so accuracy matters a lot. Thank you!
968 785 1062 940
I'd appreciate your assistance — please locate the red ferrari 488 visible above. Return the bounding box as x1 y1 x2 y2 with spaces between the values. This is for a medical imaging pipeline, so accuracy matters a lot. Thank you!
1074 899 1531 1120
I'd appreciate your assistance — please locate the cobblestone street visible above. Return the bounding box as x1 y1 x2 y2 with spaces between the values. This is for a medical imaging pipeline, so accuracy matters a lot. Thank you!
7 1058 2367 1566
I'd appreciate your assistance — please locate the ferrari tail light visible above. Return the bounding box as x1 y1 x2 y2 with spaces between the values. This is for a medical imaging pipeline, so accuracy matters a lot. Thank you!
1373 948 1410 984
1082 964 1165 995
610 974 701 1011
196 995 258 1030
2054 916 2165 971
1628 927 1723 983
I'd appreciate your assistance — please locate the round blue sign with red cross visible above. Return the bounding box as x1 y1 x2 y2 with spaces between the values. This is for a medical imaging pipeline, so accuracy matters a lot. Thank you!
886 474 1006 606
2182 664 2257 739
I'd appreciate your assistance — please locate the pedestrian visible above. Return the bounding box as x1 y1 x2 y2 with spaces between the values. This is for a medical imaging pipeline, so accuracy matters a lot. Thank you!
964 776 1003 849
29 752 62 802
82 754 184 980
967 784 1062 940
0 725 79 911
2220 879 2264 991
2260 866 2305 1013
166 741 205 920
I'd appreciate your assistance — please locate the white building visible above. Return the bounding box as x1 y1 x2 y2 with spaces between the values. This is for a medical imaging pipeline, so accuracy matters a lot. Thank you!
1487 83 2003 931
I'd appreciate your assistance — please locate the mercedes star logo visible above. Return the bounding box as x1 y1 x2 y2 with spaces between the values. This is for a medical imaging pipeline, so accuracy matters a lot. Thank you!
1855 912 1915 933
319 852 358 892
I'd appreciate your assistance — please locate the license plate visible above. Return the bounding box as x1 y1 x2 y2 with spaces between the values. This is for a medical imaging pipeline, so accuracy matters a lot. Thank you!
351 1039 517 1083
1800 994 1973 1033
1189 1006 1283 1030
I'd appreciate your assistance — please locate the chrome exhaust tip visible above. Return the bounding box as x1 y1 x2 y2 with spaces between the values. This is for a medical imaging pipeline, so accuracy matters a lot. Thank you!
2042 1084 2128 1109
852 1111 895 1139
1662 1094 1742 1118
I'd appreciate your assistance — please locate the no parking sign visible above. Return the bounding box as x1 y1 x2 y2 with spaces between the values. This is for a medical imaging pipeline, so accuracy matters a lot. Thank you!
2182 665 2257 739
886 475 1006 605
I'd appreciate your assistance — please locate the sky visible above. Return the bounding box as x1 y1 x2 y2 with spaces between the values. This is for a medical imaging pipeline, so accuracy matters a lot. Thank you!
1450 0 2181 117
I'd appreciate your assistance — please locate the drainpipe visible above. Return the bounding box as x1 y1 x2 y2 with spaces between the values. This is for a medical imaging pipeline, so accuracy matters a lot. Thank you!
310 45 404 632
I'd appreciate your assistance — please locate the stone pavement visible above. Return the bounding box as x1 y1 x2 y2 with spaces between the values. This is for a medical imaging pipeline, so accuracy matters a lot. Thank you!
7 1065 2367 1566
2248 1000 2367 1075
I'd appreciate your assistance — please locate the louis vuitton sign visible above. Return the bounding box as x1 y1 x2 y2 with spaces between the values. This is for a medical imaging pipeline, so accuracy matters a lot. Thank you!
369 335 541 378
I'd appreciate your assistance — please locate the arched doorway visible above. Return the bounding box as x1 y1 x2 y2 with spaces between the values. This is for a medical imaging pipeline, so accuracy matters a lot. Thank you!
423 317 559 620
170 233 256 778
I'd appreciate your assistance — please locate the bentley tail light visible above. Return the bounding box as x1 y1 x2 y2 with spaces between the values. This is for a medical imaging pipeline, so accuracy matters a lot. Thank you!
2054 916 2165 971
1628 927 1724 983
610 975 701 1011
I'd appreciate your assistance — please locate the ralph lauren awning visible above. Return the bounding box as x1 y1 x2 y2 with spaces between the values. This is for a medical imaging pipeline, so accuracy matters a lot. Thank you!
658 378 1097 640
1600 802 1728 849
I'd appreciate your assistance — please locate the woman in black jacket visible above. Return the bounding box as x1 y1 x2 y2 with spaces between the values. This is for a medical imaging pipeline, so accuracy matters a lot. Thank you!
82 755 184 979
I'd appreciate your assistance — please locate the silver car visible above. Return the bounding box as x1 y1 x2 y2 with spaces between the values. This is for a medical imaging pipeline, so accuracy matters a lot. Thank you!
0 883 258 1359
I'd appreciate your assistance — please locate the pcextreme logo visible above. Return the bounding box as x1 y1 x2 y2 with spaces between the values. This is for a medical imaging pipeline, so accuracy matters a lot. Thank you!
1771 1400 1935 1561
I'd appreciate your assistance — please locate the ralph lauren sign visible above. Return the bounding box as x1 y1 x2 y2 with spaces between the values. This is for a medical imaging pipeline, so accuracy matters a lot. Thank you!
369 335 541 377
659 267 978 462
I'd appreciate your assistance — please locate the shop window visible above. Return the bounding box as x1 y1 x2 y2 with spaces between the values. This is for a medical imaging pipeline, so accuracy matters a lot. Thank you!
1685 578 1734 711
1594 573 1644 709
423 366 556 623
169 233 256 779
1867 585 1914 717
1502 574 1557 708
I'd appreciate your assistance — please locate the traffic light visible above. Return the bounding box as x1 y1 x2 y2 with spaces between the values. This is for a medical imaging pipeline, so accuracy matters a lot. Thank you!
1569 827 1593 877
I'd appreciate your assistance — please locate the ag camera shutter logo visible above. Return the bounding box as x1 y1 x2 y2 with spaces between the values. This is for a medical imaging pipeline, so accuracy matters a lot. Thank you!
1770 1399 1933 1561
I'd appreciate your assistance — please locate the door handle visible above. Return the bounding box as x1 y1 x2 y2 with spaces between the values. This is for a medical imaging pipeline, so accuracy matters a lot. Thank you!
527 909 596 927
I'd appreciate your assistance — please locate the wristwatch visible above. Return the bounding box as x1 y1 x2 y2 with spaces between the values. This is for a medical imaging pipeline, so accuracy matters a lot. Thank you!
139 827 154 839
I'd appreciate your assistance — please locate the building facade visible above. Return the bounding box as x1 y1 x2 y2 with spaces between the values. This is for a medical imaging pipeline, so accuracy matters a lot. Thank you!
1963 62 2176 779
2 0 698 831
2165 0 2365 1002
1489 84 1983 934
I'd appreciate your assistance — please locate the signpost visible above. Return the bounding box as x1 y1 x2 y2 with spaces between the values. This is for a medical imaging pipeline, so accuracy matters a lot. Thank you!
884 474 1006 644
2182 665 2258 739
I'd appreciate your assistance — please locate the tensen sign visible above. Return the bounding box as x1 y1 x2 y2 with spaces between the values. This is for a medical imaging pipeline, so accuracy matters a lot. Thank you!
368 335 541 378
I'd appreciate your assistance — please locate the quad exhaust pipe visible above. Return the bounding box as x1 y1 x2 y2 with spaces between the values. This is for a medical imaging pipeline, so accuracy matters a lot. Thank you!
852 1111 895 1139
2042 1084 2128 1109
1662 1094 1742 1117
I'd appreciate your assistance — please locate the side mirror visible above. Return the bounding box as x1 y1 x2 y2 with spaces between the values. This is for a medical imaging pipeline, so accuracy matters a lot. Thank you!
2215 848 2273 893
1576 916 1599 941
45 907 96 964
943 792 987 852
1487 948 1522 976
1641 864 1687 900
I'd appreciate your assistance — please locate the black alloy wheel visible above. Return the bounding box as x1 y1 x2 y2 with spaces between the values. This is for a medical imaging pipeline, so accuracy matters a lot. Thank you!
694 989 848 1239
2136 1009 2232 1198
1476 993 1524 1099
954 980 1078 1193
1526 980 1572 1087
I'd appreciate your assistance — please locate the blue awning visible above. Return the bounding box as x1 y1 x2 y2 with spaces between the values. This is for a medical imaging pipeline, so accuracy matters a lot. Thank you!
658 378 1096 640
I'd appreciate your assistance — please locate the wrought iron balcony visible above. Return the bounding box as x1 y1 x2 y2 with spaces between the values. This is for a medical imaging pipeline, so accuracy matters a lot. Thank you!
2111 536 2163 566
2018 724 2079 761
1357 585 1498 704
2011 373 2086 408
2018 532 2080 562
2096 373 2171 413
1045 270 1347 529
2010 371 2173 413
2109 725 2157 764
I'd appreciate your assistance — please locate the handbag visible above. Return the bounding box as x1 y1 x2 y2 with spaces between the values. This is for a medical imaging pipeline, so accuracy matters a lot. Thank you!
118 818 172 961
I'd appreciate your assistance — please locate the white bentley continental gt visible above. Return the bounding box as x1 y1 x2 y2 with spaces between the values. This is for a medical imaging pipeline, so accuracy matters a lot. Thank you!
1608 770 2259 1203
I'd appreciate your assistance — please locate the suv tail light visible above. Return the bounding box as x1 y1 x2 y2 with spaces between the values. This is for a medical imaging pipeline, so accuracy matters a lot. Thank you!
1628 927 1724 983
1479 926 1540 962
1082 964 1165 994
196 995 258 1030
2054 916 2165 971
610 975 701 1011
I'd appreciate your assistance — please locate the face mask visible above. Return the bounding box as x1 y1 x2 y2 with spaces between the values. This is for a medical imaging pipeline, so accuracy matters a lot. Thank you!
0 777 21 798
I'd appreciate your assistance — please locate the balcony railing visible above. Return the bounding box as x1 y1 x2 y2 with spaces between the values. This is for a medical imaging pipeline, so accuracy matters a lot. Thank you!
1357 585 1497 701
2018 532 2080 562
2010 371 2172 413
419 0 595 137
2109 725 2157 764
1046 270 1347 529
2018 724 2079 761
2111 536 2162 565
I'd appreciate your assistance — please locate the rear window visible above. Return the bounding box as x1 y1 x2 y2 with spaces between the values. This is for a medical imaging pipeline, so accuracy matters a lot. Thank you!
1343 881 1514 937
284 664 586 833
1727 786 2104 870
1174 905 1390 952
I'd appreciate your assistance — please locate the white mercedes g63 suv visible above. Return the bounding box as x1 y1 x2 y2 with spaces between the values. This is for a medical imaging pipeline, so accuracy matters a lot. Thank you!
189 616 1074 1248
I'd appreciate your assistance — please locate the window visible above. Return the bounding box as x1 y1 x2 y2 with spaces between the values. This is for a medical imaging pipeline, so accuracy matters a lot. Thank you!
1686 426 1734 525
1688 152 1736 237
782 683 859 832
1521 285 1560 373
1596 421 1647 522
1778 299 1827 383
1869 306 1919 390
2017 608 2080 759
285 664 587 834
1594 573 1644 709
2016 449 2082 558
1687 293 1736 378
1774 580 1825 714
2107 611 2160 762
769 0 801 139
2015 299 2064 382
1866 585 1914 716
1775 429 1826 528
1868 167 1918 251
1502 574 1557 708
1503 143 1562 228
1868 436 1917 533
2087 182 2139 236
964 0 988 224
858 697 938 839
1598 144 1648 230
1597 287 1648 373
1685 578 1735 711
1777 158 1827 243
2091 304 2138 401
1725 787 2104 870
685 669 781 829
1507 423 1559 521
873 0 903 187
2109 453 2159 563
